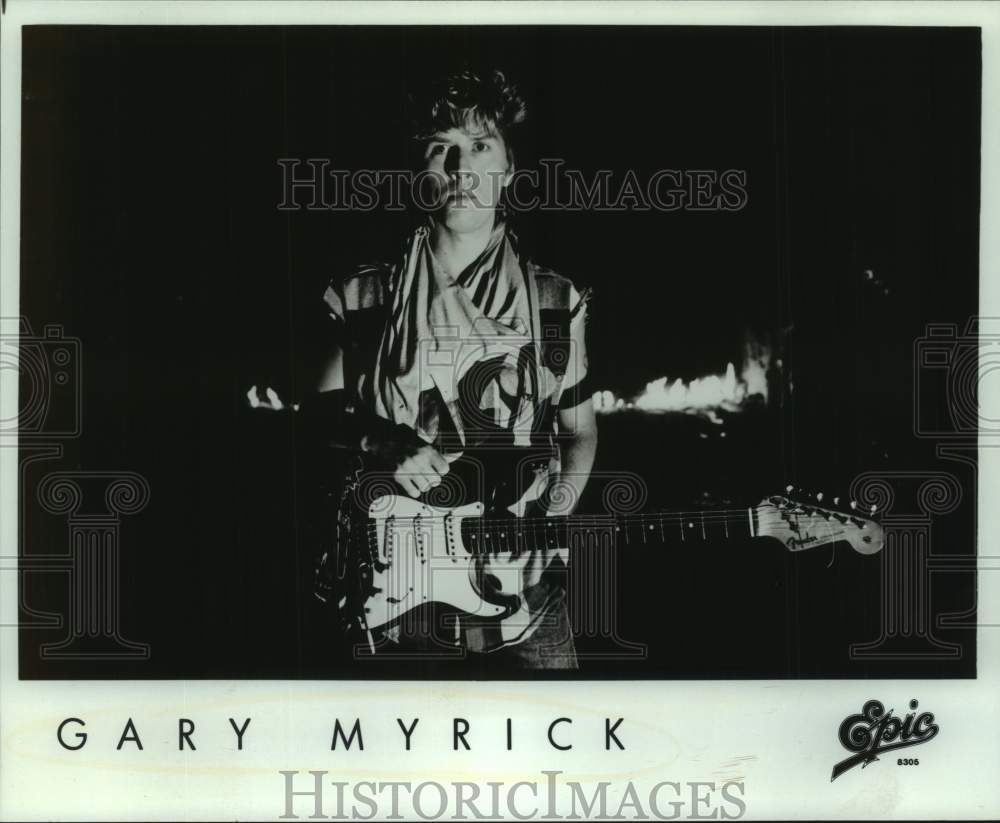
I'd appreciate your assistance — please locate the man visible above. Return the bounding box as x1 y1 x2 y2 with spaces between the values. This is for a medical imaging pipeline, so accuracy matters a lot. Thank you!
251 68 596 669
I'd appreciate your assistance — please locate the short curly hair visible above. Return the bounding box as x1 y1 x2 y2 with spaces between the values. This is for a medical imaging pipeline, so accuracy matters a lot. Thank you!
408 67 527 166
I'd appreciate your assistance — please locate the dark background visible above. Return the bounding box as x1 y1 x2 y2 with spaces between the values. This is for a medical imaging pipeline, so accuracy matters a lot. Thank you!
19 26 980 678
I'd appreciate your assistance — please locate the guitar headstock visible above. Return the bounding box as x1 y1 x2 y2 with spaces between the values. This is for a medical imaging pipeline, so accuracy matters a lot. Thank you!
755 487 884 555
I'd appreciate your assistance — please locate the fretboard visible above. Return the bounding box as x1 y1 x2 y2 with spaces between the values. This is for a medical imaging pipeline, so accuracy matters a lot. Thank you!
459 508 758 556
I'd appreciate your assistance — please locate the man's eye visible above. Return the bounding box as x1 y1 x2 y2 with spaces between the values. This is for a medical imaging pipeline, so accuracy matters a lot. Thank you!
429 144 446 156
473 142 489 152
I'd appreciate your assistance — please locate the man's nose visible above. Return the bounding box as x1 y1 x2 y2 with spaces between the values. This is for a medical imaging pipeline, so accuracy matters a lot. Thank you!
443 145 473 181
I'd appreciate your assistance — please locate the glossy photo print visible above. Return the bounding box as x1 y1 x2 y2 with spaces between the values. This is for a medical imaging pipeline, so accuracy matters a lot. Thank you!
4 4 1000 822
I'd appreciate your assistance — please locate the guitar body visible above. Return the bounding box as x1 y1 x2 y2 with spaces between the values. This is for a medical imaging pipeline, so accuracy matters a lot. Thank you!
316 444 562 654
364 496 494 624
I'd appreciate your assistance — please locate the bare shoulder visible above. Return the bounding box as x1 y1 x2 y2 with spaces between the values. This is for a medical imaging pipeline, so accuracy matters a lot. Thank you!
525 259 590 314
327 260 395 314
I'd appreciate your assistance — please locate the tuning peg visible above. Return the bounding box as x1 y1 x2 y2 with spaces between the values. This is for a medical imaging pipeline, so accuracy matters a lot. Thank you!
870 504 878 514
816 492 824 503
849 500 857 510
833 496 841 506
786 484 794 494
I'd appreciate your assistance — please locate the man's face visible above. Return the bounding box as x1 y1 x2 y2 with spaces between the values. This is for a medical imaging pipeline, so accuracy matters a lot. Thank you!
421 125 511 234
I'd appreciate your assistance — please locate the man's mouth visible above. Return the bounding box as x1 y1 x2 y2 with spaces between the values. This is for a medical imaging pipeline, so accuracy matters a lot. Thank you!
446 190 478 205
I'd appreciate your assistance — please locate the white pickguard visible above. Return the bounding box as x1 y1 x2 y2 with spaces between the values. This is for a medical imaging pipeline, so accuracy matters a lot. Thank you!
364 495 545 649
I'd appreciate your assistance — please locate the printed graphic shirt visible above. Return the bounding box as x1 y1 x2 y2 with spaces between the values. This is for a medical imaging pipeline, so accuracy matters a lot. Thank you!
322 220 591 650
322 221 590 464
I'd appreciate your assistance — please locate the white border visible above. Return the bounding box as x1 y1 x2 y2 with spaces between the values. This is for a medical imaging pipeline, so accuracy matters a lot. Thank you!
2 2 999 820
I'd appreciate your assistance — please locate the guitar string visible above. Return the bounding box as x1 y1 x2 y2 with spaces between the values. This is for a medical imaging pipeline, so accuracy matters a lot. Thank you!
361 510 868 527
368 511 864 554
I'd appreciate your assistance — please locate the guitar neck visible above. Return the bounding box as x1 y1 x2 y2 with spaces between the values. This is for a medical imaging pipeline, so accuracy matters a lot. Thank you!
459 508 758 556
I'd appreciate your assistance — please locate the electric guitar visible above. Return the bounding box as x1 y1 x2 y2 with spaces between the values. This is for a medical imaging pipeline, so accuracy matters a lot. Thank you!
313 446 885 654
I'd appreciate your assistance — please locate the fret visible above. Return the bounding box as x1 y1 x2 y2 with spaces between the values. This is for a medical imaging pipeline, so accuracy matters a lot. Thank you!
710 513 731 543
633 519 646 546
566 516 581 551
561 516 573 551
600 512 755 545
452 507 757 558
557 518 571 547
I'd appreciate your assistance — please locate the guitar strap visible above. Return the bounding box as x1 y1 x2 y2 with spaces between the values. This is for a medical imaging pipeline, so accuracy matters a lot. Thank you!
522 255 544 387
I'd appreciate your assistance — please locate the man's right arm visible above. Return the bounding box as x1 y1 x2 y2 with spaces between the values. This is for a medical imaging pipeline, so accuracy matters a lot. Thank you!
301 344 451 499
245 276 450 497
314 341 345 393
301 340 413 459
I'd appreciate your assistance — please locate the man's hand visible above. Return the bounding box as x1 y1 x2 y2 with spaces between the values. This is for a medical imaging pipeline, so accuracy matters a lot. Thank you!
246 384 298 412
388 443 451 499
360 428 450 499
247 384 449 498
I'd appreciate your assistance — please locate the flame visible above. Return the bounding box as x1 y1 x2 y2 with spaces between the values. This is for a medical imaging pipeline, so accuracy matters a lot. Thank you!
593 340 771 421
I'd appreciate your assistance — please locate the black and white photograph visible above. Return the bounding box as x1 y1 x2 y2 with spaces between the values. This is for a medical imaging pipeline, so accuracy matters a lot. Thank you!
2 2 999 820
15 22 980 679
